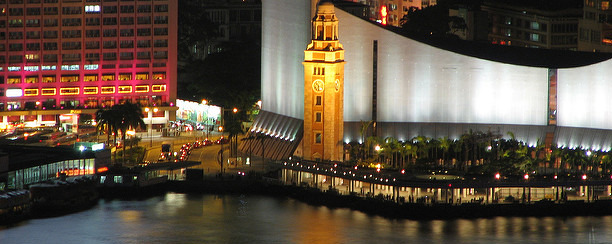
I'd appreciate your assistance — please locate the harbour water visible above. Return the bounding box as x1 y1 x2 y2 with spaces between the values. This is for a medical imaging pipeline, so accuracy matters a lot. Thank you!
1 193 612 244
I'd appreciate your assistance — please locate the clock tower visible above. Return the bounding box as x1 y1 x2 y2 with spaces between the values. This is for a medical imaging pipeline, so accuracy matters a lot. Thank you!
303 1 345 161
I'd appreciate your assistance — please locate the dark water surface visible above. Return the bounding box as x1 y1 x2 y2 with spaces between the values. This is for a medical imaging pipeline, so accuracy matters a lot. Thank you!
1 193 612 244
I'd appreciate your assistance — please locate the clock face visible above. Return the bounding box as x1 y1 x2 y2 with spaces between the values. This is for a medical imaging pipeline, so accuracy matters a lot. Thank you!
312 80 324 92
335 79 340 92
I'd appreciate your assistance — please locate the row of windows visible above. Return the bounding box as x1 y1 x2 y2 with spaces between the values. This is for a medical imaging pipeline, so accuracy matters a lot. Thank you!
0 0 166 3
1 72 165 83
0 4 168 16
0 51 167 63
8 84 167 97
0 16 166 28
0 28 168 39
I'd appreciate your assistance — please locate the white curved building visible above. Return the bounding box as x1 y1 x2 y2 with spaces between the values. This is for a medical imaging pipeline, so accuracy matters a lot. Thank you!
256 0 612 157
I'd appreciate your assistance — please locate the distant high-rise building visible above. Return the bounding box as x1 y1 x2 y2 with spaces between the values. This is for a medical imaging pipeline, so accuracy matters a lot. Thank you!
578 0 612 52
0 0 178 133
186 0 261 60
482 1 581 50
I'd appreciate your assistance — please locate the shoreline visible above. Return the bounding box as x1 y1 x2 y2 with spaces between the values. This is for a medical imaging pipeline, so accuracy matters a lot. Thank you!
165 179 612 220
5 176 612 226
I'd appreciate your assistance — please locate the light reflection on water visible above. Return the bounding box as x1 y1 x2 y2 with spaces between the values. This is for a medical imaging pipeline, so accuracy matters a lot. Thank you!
0 193 611 244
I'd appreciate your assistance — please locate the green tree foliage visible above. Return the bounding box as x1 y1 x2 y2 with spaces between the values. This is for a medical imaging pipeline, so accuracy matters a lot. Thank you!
95 102 146 164
177 0 219 62
401 5 453 37
179 40 261 110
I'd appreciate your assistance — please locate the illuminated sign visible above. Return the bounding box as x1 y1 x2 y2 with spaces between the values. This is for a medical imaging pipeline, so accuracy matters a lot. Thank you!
6 89 22 97
380 6 387 25
70 110 82 114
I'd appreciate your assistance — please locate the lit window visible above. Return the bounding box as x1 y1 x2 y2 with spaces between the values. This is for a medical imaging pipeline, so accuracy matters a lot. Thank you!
8 66 20 71
85 5 101 13
84 64 98 70
6 89 22 97
24 66 39 72
42 76 56 83
25 76 38 83
118 73 131 81
102 74 115 81
84 75 98 82
153 72 165 80
24 89 38 96
83 87 98 94
101 86 115 94
152 84 166 92
7 77 20 84
59 87 79 95
135 85 149 93
25 54 38 61
41 88 57 95
118 86 132 93
61 65 79 71
135 73 149 80
61 75 79 82
41 65 56 71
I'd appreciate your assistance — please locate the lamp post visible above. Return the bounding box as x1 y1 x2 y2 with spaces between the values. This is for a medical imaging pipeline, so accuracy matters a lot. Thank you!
145 107 158 147
34 101 40 127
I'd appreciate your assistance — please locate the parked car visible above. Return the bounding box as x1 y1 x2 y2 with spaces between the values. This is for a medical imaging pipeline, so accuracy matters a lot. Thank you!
216 137 229 144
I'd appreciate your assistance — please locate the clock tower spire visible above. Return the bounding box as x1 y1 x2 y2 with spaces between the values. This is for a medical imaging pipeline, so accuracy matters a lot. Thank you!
303 1 345 161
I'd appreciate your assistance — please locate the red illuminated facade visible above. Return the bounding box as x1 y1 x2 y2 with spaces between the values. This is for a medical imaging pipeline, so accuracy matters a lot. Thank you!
0 0 177 131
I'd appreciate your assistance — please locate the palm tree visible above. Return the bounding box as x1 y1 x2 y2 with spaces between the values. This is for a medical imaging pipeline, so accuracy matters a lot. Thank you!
224 113 244 158
113 102 146 164
359 120 373 161
439 137 451 166
95 109 116 146
382 137 401 168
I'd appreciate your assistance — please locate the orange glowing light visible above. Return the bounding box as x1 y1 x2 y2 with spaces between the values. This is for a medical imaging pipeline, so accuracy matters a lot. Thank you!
97 167 109 173
380 6 387 25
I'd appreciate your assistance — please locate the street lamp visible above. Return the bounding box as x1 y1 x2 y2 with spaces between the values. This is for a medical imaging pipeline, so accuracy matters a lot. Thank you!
34 101 40 127
145 107 158 147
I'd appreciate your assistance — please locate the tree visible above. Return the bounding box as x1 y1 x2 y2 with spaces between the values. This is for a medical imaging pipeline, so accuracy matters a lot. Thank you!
224 112 244 158
439 137 451 166
177 0 219 62
95 109 118 146
382 137 401 168
358 120 373 161
114 102 146 164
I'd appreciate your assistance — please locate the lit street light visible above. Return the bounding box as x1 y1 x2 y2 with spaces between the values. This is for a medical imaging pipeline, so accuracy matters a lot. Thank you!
145 107 158 147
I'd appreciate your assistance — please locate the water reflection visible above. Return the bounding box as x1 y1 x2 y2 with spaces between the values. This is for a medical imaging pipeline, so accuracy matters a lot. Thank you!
1 193 612 244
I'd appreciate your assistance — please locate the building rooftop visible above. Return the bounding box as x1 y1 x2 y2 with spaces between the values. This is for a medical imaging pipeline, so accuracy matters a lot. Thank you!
0 145 99 173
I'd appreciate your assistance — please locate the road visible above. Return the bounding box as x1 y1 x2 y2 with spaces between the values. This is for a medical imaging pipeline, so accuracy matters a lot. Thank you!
141 131 263 175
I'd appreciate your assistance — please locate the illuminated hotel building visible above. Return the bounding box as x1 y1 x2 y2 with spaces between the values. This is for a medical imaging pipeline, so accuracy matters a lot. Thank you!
251 0 612 161
0 0 177 132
